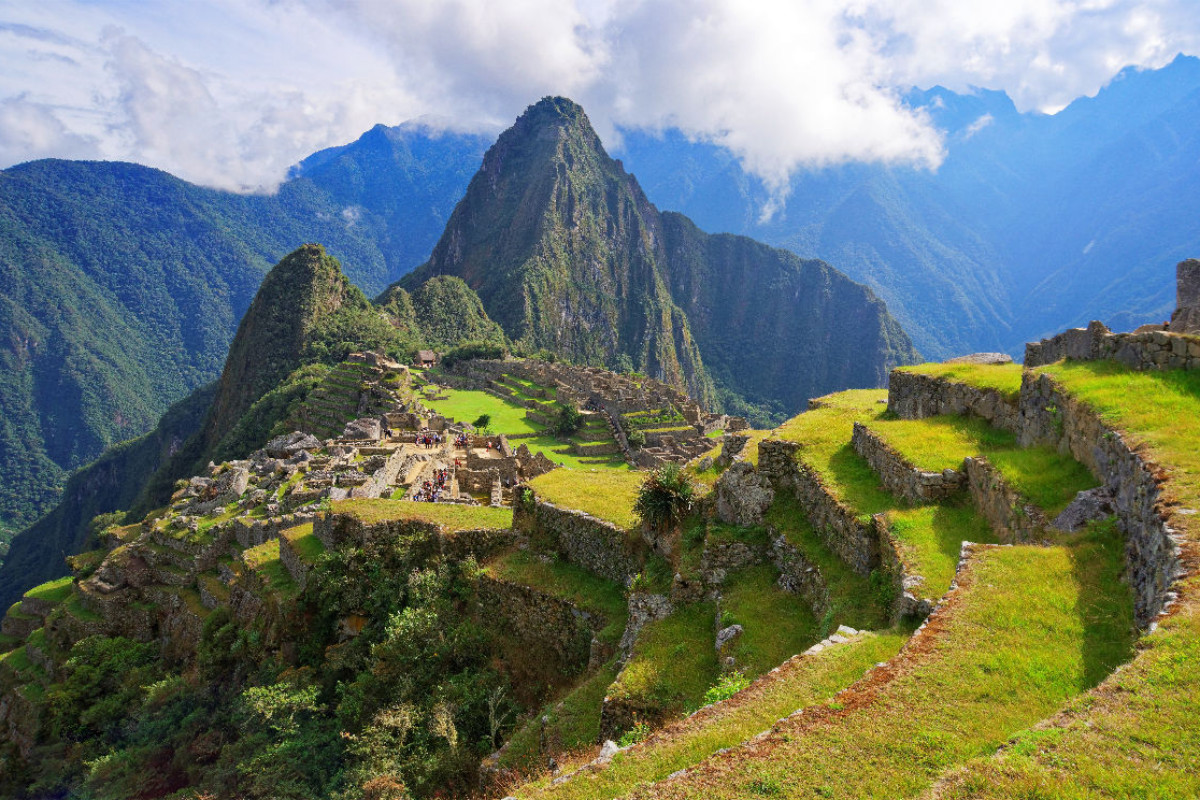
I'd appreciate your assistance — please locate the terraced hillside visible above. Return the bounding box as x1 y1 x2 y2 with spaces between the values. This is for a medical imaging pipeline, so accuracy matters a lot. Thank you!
415 369 630 471
499 352 1197 799
0 341 1197 798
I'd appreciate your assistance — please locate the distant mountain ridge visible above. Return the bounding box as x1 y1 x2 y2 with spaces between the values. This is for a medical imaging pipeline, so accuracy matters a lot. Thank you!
617 54 1200 357
0 128 488 537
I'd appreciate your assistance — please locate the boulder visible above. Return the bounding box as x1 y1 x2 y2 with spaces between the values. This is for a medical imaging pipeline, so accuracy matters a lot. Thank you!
341 417 382 441
714 461 774 526
944 352 1014 365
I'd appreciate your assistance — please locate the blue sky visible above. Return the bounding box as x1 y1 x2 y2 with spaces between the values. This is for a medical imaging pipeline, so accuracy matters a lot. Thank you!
2 0 1198 193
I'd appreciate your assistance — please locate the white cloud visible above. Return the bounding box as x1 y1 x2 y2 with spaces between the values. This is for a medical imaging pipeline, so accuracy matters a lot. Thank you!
0 0 1198 196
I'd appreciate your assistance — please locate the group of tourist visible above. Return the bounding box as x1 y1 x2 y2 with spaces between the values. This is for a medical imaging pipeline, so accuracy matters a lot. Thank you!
416 431 444 448
411 467 452 502
454 432 470 447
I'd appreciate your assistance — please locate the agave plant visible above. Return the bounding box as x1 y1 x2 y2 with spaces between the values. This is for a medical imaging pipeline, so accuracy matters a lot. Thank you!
634 462 695 533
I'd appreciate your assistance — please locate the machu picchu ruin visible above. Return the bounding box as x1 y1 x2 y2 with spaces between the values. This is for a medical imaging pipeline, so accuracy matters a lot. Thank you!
3 258 1200 799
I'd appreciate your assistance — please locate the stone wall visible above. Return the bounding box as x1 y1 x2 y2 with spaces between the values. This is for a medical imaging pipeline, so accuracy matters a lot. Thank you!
851 422 965 504
758 439 879 576
1025 319 1200 371
314 513 515 566
888 370 1020 433
963 456 1049 543
475 576 604 679
515 497 642 586
714 461 775 526
769 530 830 618
876 518 931 620
1019 371 1182 627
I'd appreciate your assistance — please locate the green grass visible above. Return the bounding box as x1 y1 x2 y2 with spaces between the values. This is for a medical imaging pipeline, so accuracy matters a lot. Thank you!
63 592 102 623
423 386 546 435
620 522 1135 799
420 384 629 472
896 362 1025 399
607 602 721 721
529 469 644 530
241 539 297 596
523 434 630 471
0 646 32 672
280 522 325 563
986 445 1099 518
488 550 628 644
23 576 73 604
517 631 909 799
331 499 514 531
720 565 822 676
774 389 893 516
764 494 891 632
923 361 1200 798
501 660 621 772
864 414 1098 518
866 415 1016 473
885 501 997 602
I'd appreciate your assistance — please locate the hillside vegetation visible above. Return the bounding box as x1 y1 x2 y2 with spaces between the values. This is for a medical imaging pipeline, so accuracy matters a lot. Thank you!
3 324 1196 800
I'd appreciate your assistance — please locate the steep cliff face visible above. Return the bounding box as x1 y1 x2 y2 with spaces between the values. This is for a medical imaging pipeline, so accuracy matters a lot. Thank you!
659 212 919 415
401 97 918 419
403 97 717 407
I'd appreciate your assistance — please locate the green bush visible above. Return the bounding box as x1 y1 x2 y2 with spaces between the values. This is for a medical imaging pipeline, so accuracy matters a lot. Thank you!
634 463 695 533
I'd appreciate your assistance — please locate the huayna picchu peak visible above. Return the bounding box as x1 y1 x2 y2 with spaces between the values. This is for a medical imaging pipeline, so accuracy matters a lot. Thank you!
401 97 919 419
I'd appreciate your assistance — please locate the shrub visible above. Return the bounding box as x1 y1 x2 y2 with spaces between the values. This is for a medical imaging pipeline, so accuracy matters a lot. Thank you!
552 403 584 437
634 463 695 533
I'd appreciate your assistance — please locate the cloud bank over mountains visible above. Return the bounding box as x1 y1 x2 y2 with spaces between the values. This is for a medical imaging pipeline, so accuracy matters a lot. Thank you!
1 0 1197 194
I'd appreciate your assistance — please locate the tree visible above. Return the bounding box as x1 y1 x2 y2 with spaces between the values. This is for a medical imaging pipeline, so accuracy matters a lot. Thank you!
552 403 584 438
471 414 491 430
634 462 694 534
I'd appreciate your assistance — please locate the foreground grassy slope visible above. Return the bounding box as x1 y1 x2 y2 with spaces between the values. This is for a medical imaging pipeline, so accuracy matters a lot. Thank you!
922 361 1200 798
624 525 1134 799
518 631 909 799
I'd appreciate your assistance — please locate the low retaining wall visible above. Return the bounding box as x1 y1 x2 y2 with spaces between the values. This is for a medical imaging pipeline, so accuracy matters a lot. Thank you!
851 423 965 504
888 370 1020 433
963 456 1048 543
515 497 642 586
758 439 879 576
1025 319 1200 371
313 513 515 566
475 576 604 679
769 531 831 618
1019 371 1182 627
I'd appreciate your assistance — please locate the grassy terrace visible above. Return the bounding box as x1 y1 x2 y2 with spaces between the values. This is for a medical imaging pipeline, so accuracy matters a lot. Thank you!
518 631 908 799
623 523 1135 800
864 415 1099 518
719 565 823 676
773 390 999 602
502 661 621 772
421 383 629 471
894 361 1025 399
765 495 892 630
528 469 643 530
280 522 325 563
923 361 1200 798
606 602 721 722
331 499 514 530
487 549 628 644
241 540 297 596
23 576 73 605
